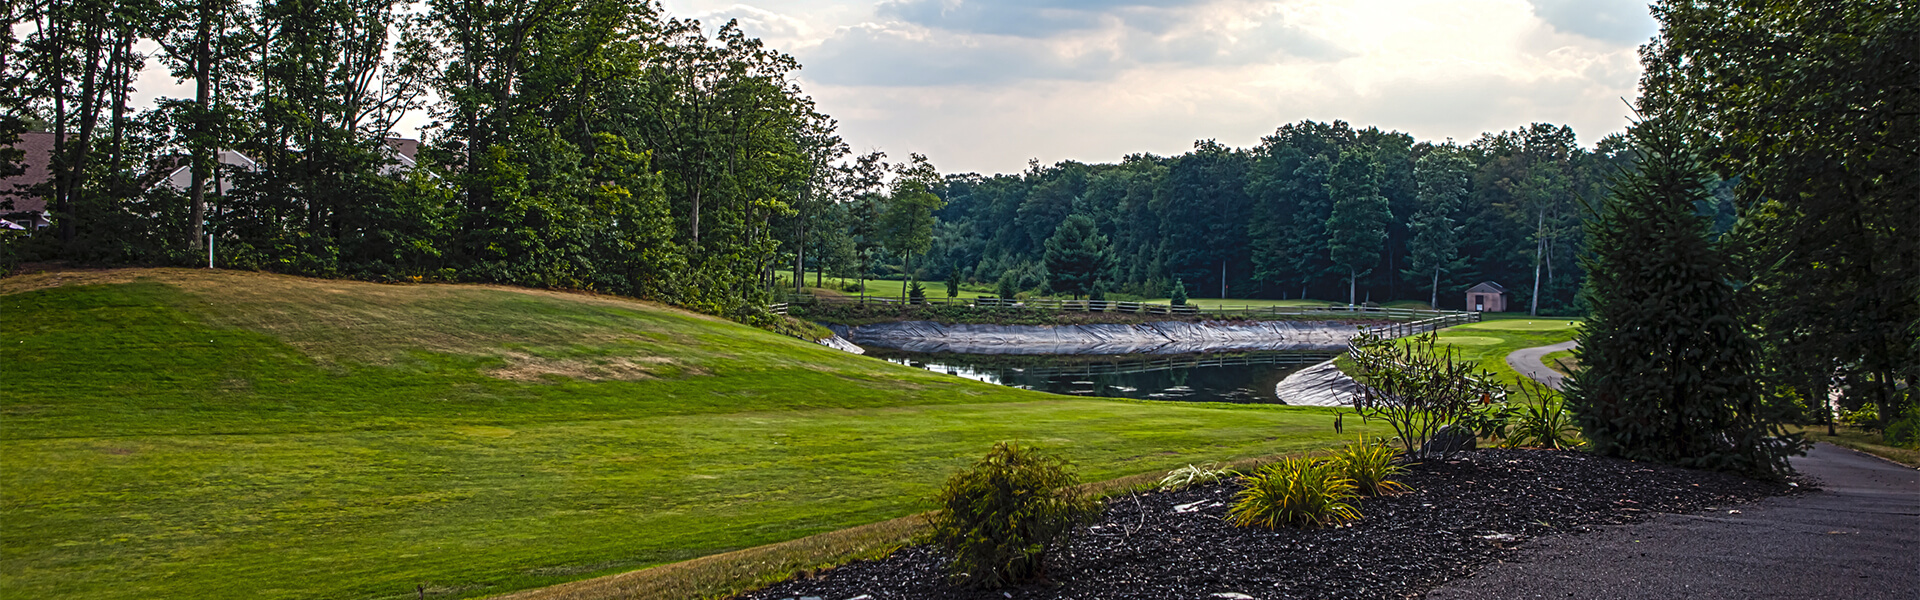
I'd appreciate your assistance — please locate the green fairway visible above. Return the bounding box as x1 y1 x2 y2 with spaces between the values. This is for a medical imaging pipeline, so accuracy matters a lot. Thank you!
1 269 1384 600
1334 313 1584 389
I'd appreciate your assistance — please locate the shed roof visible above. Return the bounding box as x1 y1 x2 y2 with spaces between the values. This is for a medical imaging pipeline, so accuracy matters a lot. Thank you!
1 131 56 215
1467 281 1507 294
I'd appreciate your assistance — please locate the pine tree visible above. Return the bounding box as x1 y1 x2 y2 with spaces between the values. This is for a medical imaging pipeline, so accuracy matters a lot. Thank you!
1043 214 1110 299
1564 107 1802 478
1169 279 1188 306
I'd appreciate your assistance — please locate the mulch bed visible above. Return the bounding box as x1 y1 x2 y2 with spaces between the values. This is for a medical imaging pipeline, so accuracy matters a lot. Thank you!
739 449 1799 600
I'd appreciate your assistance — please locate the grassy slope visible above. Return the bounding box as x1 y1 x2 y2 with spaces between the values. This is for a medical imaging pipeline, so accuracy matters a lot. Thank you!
1 269 1385 600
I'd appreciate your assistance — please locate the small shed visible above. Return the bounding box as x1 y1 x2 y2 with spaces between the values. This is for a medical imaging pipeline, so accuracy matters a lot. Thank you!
1466 281 1508 312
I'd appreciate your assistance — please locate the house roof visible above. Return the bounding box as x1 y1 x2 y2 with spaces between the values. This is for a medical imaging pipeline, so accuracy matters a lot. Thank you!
1 131 56 215
1467 281 1508 294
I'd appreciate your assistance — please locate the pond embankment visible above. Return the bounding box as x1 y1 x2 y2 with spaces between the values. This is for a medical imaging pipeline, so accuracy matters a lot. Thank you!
834 320 1362 355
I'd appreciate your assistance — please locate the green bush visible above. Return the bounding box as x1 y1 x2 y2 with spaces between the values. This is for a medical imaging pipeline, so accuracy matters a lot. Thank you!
1885 408 1920 449
1503 379 1583 449
927 442 1100 588
1329 438 1409 496
1227 456 1359 529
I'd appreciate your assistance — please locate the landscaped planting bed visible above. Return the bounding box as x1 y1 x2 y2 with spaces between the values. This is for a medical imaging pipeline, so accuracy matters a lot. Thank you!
739 449 1796 600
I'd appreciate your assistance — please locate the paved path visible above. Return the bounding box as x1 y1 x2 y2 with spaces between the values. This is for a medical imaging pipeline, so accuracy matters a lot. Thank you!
1506 340 1577 390
1425 443 1920 599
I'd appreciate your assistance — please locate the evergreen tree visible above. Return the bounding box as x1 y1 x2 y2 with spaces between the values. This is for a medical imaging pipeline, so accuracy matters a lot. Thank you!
1325 147 1390 305
945 264 961 298
1169 279 1187 306
1564 108 1802 478
1043 214 1110 299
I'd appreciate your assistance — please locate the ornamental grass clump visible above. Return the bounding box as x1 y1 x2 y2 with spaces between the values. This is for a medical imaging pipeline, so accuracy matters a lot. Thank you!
1228 456 1360 529
927 442 1099 588
1330 437 1410 496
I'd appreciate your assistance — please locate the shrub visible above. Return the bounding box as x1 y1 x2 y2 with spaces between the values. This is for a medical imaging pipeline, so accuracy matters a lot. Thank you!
1158 462 1237 492
1227 456 1359 529
839 281 864 293
1345 330 1505 458
927 442 1099 588
1885 405 1920 449
1503 379 1583 450
1329 438 1410 496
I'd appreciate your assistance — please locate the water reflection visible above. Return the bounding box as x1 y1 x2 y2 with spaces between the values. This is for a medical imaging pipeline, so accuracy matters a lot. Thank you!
875 351 1334 404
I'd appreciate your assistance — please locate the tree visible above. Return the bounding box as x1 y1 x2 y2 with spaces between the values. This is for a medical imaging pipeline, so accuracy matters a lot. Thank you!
1325 147 1390 305
1169 278 1187 306
1644 0 1919 422
1564 107 1802 478
879 154 943 301
944 264 961 298
1042 214 1109 299
1405 149 1471 309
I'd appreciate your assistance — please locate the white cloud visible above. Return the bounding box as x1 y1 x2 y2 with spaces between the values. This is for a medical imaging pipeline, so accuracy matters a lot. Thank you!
781 0 1647 174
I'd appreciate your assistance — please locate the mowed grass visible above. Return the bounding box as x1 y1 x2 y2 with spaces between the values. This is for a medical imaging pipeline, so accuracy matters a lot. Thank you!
1 269 1385 600
1335 313 1584 388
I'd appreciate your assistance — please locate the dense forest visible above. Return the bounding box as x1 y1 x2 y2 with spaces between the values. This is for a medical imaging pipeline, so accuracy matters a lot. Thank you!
888 122 1650 313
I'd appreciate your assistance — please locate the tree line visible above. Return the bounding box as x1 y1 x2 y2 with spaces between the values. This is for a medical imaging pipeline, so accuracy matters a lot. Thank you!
803 122 1647 314
4 0 861 325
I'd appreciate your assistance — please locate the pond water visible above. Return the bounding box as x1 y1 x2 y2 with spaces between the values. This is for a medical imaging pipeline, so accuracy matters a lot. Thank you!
872 350 1335 404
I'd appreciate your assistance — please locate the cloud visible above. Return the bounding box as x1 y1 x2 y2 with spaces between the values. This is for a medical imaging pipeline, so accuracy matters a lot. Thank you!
802 24 1119 86
875 0 1200 37
1527 0 1658 44
800 0 1351 87
691 4 818 47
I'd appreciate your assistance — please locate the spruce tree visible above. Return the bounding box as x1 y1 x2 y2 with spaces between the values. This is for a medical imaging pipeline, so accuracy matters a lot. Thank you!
1564 108 1802 478
1043 215 1110 299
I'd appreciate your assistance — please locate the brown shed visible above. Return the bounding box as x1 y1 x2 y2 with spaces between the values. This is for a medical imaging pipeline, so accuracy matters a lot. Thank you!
1466 281 1508 312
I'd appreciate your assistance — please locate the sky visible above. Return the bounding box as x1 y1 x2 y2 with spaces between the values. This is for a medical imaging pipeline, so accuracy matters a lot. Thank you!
668 0 1660 175
118 0 1662 176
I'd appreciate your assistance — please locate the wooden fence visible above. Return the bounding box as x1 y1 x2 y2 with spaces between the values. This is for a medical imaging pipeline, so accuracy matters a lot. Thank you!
777 293 1479 323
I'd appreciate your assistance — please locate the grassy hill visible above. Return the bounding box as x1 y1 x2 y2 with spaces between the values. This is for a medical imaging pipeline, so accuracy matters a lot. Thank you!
1 269 1383 600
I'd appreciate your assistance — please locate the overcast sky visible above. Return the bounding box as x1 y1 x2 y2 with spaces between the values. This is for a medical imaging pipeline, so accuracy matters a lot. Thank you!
670 0 1659 175
119 0 1660 176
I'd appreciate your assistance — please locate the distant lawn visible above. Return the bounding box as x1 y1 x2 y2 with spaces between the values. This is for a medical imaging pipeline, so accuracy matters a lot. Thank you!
1 269 1385 600
1335 313 1584 389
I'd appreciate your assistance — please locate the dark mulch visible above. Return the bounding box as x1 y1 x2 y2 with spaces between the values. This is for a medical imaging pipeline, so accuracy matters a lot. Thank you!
739 449 1800 600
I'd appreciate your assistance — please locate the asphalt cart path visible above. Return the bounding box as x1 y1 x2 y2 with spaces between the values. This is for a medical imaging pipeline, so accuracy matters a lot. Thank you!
1507 340 1577 391
1425 443 1920 599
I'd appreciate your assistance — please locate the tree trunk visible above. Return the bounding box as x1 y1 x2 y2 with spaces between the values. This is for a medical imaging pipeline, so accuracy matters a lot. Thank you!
1348 267 1357 305
1430 267 1439 310
1530 211 1543 316
189 0 213 254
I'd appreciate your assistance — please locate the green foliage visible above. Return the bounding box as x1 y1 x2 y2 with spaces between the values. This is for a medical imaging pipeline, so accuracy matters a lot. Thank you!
1042 214 1111 299
1325 146 1391 305
1885 409 1920 449
1169 279 1188 306
1565 107 1802 478
908 281 927 304
1646 0 1918 440
1228 456 1360 529
1157 462 1237 492
1345 330 1504 458
1329 438 1410 497
996 269 1021 300
945 267 961 298
927 442 1100 588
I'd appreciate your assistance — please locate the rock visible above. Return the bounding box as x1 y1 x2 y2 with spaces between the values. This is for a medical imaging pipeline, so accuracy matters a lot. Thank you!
1422 425 1478 455
1212 593 1256 599
1273 359 1364 406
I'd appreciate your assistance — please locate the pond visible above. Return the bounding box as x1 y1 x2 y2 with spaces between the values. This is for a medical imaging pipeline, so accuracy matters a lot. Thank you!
871 350 1335 404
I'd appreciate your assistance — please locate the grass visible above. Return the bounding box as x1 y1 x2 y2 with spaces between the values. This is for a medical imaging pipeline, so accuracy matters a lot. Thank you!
1788 425 1920 468
777 271 996 300
1335 313 1584 389
1542 349 1579 376
0 268 1389 600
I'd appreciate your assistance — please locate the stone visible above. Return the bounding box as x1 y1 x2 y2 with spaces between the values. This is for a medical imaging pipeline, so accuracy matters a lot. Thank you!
1422 424 1478 455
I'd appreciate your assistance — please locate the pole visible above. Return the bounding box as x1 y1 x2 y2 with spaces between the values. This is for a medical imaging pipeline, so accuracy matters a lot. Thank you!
207 233 213 268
